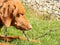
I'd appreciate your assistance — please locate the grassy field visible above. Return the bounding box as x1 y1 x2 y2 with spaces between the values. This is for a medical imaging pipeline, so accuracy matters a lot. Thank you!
0 6 60 45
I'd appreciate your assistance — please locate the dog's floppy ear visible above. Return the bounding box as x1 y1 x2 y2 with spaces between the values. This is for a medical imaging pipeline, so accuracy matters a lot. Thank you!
0 16 12 28
0 2 12 28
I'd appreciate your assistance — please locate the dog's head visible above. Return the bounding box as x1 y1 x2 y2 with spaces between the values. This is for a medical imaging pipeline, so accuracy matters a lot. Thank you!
11 0 32 31
12 14 32 31
0 0 32 31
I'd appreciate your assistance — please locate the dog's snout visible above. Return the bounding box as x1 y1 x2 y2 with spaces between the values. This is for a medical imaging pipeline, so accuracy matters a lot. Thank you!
26 25 32 30
29 25 32 29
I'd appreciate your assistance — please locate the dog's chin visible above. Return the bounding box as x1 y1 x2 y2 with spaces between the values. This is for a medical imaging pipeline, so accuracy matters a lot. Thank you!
14 26 31 31
11 22 32 31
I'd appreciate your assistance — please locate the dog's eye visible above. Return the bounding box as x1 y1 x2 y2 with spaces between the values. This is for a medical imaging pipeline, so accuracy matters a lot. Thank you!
16 14 20 17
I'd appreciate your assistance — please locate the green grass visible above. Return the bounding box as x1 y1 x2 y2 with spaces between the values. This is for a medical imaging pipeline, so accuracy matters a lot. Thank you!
0 6 60 45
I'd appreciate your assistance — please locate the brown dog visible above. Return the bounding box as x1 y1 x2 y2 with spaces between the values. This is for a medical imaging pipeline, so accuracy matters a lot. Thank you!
0 0 32 31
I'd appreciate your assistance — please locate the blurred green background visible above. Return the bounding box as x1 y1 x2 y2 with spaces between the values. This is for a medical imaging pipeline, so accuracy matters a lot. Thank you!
0 1 60 45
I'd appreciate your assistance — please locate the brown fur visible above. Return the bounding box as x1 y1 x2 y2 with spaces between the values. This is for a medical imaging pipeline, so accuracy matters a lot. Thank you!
0 0 32 31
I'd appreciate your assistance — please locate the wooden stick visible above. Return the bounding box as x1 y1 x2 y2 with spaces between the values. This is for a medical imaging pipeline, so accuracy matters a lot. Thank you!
0 35 40 43
0 43 13 45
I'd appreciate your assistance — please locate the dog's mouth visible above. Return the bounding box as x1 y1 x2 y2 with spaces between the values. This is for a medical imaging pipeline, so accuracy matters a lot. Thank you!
13 22 32 31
